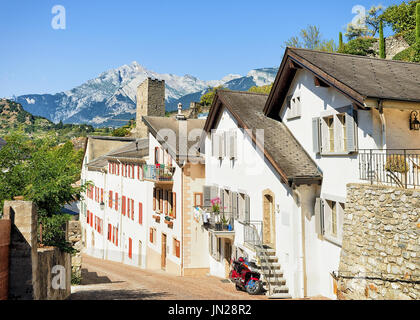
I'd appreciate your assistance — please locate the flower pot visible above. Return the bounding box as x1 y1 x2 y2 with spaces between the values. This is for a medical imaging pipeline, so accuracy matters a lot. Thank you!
215 223 223 231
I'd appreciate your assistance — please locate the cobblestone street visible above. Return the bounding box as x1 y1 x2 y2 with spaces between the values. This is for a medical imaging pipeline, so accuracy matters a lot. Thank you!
71 254 268 300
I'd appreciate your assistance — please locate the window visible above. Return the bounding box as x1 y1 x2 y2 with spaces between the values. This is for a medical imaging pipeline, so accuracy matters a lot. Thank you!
237 193 250 223
211 131 225 159
312 106 357 155
128 237 132 259
227 130 237 160
122 196 126 215
159 190 163 213
170 192 176 218
100 188 103 203
194 193 203 207
155 147 160 164
209 233 221 261
153 188 156 211
315 198 345 245
173 238 180 258
131 199 134 220
109 191 113 208
115 192 118 211
286 94 302 119
127 198 131 218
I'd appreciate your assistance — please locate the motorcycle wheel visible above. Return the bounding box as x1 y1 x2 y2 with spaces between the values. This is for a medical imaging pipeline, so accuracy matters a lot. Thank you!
246 280 262 295
235 283 242 291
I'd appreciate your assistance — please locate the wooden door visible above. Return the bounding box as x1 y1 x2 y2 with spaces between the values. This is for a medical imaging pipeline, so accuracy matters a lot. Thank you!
224 240 232 278
161 233 167 270
263 194 275 248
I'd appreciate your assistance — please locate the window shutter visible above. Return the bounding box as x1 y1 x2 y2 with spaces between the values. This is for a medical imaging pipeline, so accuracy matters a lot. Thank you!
312 117 321 154
286 95 293 118
109 191 113 208
128 238 132 259
122 196 126 215
149 228 153 243
210 186 219 202
115 192 118 211
139 202 143 225
345 106 357 153
131 199 134 220
315 197 324 235
334 115 343 152
153 188 156 211
296 97 302 117
337 203 345 243
127 198 130 217
324 201 332 237
229 131 237 160
245 194 250 223
164 190 168 215
172 192 176 218
321 118 329 153
232 192 238 219
159 190 163 213
203 186 211 208
220 189 224 214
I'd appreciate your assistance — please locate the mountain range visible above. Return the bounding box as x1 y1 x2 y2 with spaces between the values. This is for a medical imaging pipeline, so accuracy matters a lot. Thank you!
12 62 278 127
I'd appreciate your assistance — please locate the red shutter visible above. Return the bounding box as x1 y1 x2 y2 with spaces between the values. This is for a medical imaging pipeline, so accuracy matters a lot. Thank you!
117 163 119 176
128 237 132 259
139 202 143 225
131 199 134 220
137 165 140 180
115 192 118 211
116 228 118 246
149 228 153 243
109 191 113 208
127 198 130 217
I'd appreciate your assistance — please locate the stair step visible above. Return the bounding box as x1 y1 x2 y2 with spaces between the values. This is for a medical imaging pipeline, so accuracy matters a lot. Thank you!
267 293 293 299
272 285 290 294
258 262 282 269
263 277 286 285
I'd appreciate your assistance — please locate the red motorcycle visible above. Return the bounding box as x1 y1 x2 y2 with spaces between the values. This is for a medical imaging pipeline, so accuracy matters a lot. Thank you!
229 257 263 295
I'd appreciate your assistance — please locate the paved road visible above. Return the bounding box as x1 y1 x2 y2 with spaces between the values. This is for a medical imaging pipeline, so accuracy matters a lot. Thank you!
71 254 268 300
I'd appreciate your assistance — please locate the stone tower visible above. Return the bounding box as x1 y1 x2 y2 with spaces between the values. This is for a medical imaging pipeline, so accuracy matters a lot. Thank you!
136 78 165 138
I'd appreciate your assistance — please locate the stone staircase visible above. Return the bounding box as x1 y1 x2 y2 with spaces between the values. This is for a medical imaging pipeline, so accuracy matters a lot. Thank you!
253 245 292 299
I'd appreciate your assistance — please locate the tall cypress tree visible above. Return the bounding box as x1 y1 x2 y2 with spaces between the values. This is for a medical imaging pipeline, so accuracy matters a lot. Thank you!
379 20 385 59
338 32 344 53
414 3 420 62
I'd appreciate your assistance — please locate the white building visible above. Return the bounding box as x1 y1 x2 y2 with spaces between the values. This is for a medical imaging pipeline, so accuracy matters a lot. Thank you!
200 48 420 299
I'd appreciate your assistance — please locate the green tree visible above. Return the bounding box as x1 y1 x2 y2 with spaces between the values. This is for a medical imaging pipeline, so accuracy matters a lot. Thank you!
379 20 386 58
342 38 378 56
366 5 385 36
111 127 130 137
199 86 224 106
338 32 345 53
284 25 337 52
248 83 273 95
414 3 420 62
381 0 420 34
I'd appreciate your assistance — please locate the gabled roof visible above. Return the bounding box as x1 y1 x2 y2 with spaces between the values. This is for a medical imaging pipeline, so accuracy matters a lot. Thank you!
142 116 206 164
204 90 322 185
264 47 420 119
85 138 148 171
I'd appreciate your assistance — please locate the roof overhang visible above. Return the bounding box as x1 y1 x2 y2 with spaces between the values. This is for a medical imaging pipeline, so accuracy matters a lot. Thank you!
263 48 366 119
203 91 322 186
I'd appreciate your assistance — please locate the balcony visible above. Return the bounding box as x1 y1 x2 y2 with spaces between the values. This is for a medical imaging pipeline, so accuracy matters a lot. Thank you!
202 210 235 239
359 149 420 189
142 164 174 185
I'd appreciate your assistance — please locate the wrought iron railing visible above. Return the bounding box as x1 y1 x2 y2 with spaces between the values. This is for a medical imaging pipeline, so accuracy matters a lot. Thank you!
142 164 174 182
244 221 262 246
204 210 235 232
359 149 420 189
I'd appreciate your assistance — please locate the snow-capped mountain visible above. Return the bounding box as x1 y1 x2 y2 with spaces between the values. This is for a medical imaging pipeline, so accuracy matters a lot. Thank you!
15 62 277 127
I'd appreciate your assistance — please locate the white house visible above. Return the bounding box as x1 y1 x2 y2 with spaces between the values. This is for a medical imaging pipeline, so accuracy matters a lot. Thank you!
200 48 420 299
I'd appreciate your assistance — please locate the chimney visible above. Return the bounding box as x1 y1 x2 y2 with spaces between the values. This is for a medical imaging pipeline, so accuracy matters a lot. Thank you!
176 103 186 121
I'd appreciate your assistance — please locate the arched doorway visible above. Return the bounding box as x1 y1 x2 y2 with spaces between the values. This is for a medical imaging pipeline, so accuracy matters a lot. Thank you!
262 190 276 248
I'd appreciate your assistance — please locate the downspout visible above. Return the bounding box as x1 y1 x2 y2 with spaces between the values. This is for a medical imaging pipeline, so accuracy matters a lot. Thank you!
292 185 307 298
378 100 386 149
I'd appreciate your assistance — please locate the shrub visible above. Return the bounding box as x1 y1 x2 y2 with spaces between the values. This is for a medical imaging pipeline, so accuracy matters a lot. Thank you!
342 38 378 56
393 45 417 61
38 213 77 254
385 155 409 173
111 127 130 137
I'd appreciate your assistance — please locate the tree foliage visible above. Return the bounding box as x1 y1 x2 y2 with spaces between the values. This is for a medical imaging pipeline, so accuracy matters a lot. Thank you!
284 25 337 52
381 0 420 34
199 86 225 107
111 127 130 137
342 38 378 56
248 83 273 95
0 131 85 218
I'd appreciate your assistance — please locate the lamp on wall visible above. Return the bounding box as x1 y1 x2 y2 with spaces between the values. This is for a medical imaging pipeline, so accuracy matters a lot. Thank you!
410 111 420 131
100 201 105 210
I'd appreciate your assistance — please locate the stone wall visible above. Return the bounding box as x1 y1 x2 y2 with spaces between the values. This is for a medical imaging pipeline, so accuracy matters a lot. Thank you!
370 35 410 60
37 247 71 300
0 219 11 300
3 201 39 300
337 184 420 300
69 220 82 283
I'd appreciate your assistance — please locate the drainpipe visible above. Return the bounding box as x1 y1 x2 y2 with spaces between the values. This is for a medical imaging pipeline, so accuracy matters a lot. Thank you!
378 100 386 149
292 185 307 298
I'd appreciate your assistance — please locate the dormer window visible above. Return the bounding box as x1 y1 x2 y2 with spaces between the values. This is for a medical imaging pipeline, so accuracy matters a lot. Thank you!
286 94 301 120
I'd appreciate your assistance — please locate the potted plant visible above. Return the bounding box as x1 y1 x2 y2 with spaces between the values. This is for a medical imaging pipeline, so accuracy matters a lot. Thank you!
221 214 229 230
211 197 222 230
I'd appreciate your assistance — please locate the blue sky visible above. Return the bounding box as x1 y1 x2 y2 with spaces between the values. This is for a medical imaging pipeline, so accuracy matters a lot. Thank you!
0 0 399 97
